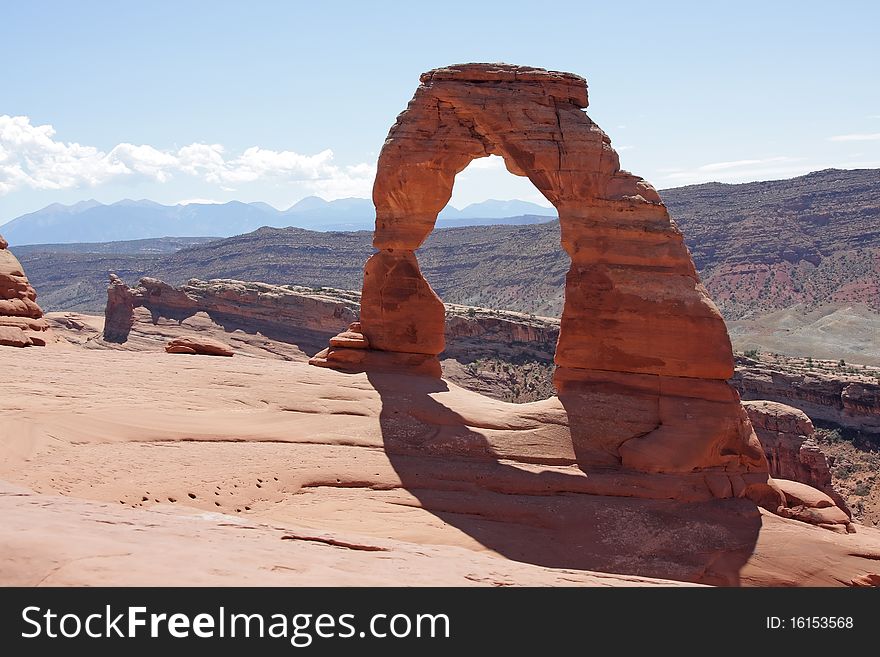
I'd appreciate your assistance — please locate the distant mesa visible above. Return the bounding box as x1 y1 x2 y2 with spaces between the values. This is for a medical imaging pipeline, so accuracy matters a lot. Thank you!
0 233 50 347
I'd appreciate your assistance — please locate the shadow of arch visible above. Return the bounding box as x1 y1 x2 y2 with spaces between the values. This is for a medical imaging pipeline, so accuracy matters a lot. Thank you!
366 371 761 586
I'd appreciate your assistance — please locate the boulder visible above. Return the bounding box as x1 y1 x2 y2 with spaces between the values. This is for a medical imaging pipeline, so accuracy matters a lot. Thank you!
165 336 234 357
775 478 854 532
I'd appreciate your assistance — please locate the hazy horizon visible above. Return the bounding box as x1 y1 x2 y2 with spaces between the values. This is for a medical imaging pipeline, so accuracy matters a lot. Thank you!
4 164 875 229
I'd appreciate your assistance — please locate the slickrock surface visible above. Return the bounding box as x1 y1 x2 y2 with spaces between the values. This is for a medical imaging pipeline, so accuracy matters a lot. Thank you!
0 233 49 347
1 481 683 587
316 63 767 485
2 347 880 586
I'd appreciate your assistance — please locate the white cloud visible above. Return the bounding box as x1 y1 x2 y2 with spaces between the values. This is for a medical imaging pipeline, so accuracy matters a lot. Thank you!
657 156 814 185
465 155 506 170
827 132 880 142
108 143 178 182
176 198 226 205
306 162 377 199
698 156 798 172
450 154 505 182
0 115 374 198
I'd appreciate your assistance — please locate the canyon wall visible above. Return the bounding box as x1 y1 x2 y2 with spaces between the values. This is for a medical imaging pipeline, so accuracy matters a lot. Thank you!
733 356 880 434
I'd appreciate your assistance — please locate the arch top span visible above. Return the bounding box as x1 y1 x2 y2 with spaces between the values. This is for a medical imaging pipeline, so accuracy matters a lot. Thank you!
372 62 662 251
311 63 769 479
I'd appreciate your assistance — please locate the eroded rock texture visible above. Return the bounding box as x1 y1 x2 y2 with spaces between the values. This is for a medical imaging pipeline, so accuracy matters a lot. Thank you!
0 234 49 347
743 400 850 516
314 63 766 480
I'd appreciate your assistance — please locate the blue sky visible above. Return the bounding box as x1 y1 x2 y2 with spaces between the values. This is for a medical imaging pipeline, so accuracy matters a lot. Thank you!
2 0 878 224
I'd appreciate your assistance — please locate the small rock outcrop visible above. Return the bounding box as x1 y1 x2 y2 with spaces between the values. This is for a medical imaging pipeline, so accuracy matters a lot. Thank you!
165 336 234 357
743 400 850 516
0 234 49 347
313 63 769 488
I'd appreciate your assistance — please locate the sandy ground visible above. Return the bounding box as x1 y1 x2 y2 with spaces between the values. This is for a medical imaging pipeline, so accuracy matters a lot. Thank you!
2 334 880 586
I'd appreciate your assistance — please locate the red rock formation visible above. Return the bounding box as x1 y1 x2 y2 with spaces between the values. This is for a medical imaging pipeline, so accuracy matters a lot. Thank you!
774 479 854 533
314 63 767 484
0 234 49 347
311 319 441 376
329 322 370 349
165 336 234 357
102 274 556 372
743 400 850 515
104 274 137 343
102 277 359 345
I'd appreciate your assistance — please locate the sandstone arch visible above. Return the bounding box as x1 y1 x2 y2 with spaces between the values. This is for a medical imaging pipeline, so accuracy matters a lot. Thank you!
312 63 770 480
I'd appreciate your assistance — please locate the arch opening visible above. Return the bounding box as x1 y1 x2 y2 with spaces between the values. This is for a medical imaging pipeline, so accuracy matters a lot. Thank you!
419 155 565 403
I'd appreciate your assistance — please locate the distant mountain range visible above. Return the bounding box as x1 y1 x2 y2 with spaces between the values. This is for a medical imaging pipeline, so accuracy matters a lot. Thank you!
13 168 879 326
0 196 557 245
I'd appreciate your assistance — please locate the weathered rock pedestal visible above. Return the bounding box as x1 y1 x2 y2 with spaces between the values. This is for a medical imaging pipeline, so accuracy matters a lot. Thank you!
312 63 784 509
744 400 851 519
0 234 49 347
